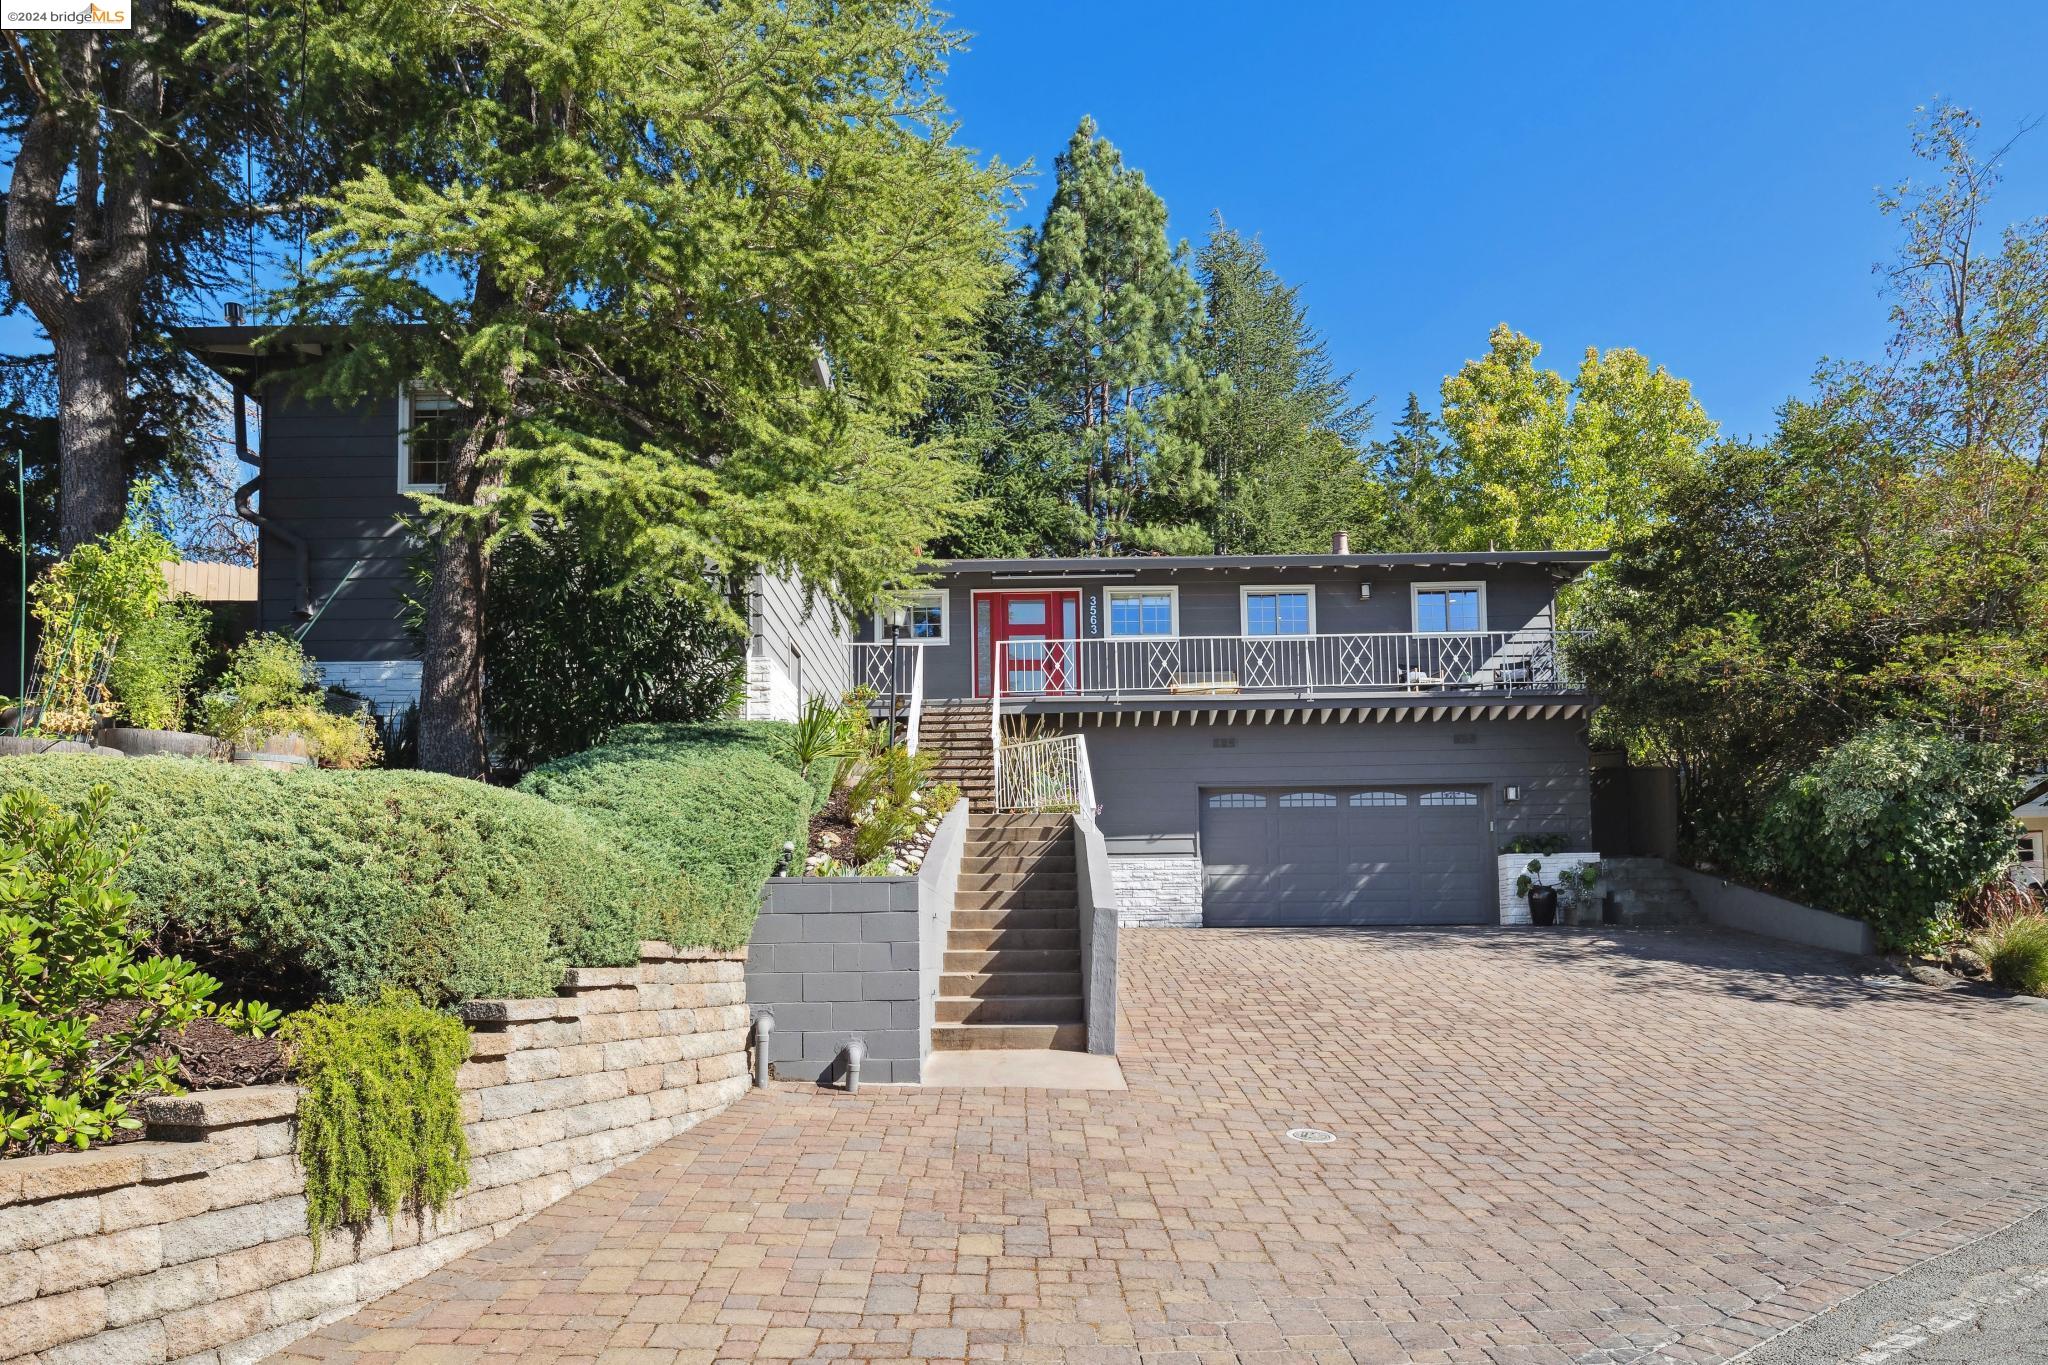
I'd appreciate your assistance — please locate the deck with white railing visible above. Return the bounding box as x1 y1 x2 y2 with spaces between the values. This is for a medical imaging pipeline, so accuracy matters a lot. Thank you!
854 629 1582 706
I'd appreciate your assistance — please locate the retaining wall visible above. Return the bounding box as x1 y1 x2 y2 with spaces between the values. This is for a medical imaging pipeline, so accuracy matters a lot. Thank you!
1669 866 1880 956
0 942 750 1365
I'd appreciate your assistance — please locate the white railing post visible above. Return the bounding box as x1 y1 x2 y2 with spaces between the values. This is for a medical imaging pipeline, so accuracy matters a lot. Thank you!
905 646 925 756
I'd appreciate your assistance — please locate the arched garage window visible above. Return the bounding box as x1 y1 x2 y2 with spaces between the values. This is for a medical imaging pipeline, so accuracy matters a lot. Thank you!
1278 792 1338 807
1419 790 1479 806
1207 793 1265 809
1350 791 1407 807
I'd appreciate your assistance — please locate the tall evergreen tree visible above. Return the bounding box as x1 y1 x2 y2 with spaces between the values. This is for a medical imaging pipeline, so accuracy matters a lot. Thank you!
1025 118 1216 554
283 0 1010 776
1187 219 1373 552
1373 393 1453 551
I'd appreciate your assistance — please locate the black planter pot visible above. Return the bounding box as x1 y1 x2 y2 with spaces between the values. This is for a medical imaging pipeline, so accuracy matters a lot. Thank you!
1601 890 1621 926
1527 886 1560 927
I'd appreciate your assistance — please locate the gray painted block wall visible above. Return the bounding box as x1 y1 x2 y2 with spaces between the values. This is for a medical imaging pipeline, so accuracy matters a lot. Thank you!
747 803 966 1084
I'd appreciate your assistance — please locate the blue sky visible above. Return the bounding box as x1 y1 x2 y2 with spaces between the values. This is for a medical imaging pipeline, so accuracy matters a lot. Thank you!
943 1 2048 442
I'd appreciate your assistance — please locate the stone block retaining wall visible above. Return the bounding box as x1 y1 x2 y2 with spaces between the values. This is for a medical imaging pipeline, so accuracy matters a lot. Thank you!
1110 854 1204 928
0 942 750 1365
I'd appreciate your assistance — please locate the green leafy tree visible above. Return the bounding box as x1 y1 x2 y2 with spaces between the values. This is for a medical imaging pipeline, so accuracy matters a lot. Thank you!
1428 324 1715 550
482 516 746 770
1187 219 1374 553
279 0 1012 776
1025 118 1217 554
1373 394 1454 551
0 784 278 1153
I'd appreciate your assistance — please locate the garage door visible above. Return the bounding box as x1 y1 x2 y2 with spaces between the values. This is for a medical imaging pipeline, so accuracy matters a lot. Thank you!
1200 785 1492 926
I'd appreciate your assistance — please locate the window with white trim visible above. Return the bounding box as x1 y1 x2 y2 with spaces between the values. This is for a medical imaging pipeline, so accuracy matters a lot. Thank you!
399 389 461 492
1207 792 1266 809
1412 583 1485 633
1242 587 1314 636
876 589 948 644
1107 587 1176 637
2021 832 2044 867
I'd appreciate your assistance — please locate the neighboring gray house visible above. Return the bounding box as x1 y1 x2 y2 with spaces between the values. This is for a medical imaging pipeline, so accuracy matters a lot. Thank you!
177 326 847 719
858 547 1604 929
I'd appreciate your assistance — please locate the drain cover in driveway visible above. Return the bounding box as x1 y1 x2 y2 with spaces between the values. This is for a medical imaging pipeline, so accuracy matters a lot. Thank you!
1283 1127 1336 1143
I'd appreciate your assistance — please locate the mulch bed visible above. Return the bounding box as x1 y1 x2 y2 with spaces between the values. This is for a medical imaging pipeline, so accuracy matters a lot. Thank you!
85 1002 290 1143
807 786 859 859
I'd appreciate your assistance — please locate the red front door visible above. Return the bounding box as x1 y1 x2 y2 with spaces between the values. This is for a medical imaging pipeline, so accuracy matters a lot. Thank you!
976 591 1080 697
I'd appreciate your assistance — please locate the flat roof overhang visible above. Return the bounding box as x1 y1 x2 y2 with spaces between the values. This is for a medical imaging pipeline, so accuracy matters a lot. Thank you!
172 324 352 385
930 550 1608 580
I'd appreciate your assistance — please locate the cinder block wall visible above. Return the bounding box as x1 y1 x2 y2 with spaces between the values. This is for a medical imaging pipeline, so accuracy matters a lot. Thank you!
0 942 750 1365
748 803 967 1084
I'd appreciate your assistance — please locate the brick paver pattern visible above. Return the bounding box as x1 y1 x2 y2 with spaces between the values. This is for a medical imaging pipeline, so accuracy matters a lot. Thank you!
276 928 2048 1364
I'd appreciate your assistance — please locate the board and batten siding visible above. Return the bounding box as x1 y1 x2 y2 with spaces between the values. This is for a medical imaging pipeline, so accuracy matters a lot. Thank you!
253 389 418 662
744 572 852 722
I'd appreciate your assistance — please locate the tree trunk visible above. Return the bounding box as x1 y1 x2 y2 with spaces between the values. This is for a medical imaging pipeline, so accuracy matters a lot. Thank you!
55 317 133 548
416 525 492 779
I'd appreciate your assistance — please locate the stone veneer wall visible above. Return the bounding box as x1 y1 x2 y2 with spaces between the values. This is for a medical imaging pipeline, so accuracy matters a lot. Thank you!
1496 852 1600 925
313 660 423 713
1110 854 1204 928
0 942 749 1365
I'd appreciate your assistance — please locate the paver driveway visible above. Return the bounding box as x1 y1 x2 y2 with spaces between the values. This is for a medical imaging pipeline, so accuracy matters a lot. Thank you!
277 928 2048 1364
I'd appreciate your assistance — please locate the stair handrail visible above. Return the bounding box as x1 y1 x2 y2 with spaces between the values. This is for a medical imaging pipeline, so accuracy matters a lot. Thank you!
905 645 926 756
997 732 1091 814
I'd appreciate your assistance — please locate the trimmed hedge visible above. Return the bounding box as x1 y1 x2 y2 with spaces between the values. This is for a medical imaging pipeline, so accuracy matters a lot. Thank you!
518 721 821 950
0 757 659 1006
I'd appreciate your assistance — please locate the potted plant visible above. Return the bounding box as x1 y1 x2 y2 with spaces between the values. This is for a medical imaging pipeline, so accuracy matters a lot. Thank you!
199 635 378 771
1517 859 1561 926
99 597 215 757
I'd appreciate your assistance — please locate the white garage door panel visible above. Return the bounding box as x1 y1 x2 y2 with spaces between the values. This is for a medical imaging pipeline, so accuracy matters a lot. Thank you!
1201 785 1491 926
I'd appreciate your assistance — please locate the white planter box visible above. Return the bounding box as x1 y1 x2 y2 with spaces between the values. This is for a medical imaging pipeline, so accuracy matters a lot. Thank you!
1497 852 1600 925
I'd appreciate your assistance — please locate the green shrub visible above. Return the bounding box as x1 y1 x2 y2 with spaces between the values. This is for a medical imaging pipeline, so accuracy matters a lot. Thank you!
283 990 469 1250
519 720 820 947
0 785 279 1153
0 757 660 1006
1500 833 1570 856
1978 915 2048 996
106 598 211 731
199 634 378 769
26 501 177 735
1748 722 2018 952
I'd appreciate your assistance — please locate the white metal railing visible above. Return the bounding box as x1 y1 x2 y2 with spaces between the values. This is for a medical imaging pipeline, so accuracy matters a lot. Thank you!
991 629 1580 699
996 732 1098 814
904 646 925 756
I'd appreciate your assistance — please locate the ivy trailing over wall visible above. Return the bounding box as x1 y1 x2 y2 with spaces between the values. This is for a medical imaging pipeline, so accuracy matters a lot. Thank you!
281 991 471 1250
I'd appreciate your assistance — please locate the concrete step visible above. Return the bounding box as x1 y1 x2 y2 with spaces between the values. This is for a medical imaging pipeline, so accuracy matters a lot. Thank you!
931 1022 1086 1052
956 870 1077 894
940 970 1082 998
944 948 1080 974
962 852 1075 876
964 832 1075 855
952 907 1078 932
947 926 1081 952
971 813 1074 835
935 994 1083 1025
957 889 1079 912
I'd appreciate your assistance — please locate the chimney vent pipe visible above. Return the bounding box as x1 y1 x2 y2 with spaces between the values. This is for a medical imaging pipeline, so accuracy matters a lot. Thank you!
1332 530 1350 554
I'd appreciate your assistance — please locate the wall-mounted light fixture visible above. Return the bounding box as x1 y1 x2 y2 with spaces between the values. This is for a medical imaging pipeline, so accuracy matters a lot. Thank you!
1503 784 1522 804
1359 582 1372 600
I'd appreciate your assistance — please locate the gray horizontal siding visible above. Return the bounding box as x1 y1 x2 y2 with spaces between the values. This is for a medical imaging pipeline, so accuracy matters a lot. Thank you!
1078 716 1592 853
862 565 1564 702
748 571 852 719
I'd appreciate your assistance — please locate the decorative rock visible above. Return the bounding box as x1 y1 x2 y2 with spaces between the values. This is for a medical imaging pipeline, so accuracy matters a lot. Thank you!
1947 946 1990 980
1901 962 1953 987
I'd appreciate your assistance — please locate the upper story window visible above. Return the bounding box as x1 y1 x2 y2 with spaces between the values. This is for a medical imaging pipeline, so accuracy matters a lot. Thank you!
876 589 947 644
1241 586 1314 637
1107 587 1176 637
2021 832 2044 867
1412 583 1486 633
399 389 462 492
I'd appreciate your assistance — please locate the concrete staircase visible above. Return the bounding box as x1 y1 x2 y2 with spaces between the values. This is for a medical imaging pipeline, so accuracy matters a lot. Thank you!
1597 857 1704 925
933 812 1086 1052
910 699 996 811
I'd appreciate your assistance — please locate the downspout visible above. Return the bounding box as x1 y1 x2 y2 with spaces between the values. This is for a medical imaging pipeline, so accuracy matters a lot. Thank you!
231 383 314 619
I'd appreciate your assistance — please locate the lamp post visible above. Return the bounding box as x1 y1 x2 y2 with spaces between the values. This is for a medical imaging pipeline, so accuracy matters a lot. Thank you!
885 605 907 751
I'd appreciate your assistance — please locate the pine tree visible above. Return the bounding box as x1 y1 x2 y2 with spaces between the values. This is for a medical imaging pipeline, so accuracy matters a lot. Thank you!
282 0 1010 776
1025 118 1216 554
1189 219 1373 552
1373 394 1453 551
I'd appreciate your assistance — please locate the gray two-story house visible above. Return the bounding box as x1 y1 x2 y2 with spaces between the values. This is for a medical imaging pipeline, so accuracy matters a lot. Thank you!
858 547 1603 929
